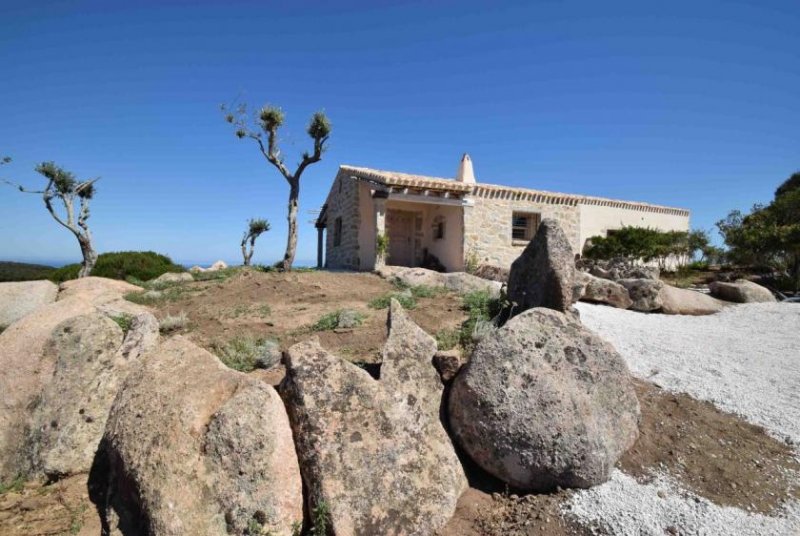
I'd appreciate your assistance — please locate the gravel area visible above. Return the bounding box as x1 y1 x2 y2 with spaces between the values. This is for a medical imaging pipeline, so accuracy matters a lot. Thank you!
569 302 800 534
566 470 800 536
576 302 800 445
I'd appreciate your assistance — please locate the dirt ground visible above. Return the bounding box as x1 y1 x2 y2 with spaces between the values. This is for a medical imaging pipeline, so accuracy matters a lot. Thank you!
2 269 797 535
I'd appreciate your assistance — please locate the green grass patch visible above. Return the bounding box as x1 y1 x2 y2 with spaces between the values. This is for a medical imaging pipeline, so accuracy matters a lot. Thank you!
191 267 241 282
212 335 279 372
434 328 460 351
312 309 365 331
458 289 505 349
0 475 25 495
109 313 134 334
368 292 417 310
159 311 189 333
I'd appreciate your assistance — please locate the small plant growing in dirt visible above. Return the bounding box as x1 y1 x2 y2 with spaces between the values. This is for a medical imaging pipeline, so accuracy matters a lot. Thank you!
0 474 25 495
212 335 280 372
368 292 416 310
375 233 389 265
435 328 460 351
159 311 189 333
312 309 365 331
311 499 332 535
241 218 270 266
464 248 481 275
109 313 134 334
459 289 505 350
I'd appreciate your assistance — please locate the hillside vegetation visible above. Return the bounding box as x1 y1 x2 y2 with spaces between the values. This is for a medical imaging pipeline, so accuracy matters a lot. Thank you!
0 261 56 282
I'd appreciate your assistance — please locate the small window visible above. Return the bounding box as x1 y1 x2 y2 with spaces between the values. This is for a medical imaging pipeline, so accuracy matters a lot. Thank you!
511 212 541 242
432 216 445 240
333 217 343 247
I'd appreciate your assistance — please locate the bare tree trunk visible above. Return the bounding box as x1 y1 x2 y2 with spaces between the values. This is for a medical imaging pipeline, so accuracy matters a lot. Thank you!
280 180 300 271
77 235 97 278
241 236 253 266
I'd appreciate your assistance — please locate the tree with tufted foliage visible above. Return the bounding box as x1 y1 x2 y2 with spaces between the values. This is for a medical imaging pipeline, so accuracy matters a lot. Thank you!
2 159 100 277
240 218 270 266
222 102 331 271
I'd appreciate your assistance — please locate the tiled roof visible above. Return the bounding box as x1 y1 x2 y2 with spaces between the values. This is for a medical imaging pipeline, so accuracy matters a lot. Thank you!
340 165 689 217
341 165 473 193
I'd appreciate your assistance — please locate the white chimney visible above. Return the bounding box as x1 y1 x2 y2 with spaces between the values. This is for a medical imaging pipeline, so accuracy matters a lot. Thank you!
456 153 476 184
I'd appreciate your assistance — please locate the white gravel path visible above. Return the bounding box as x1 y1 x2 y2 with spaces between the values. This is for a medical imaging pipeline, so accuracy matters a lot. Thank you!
567 302 800 534
576 301 800 445
566 470 800 536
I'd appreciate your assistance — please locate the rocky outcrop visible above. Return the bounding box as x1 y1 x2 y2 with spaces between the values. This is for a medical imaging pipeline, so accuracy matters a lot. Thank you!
618 278 665 312
0 280 58 329
659 285 724 315
574 271 633 309
449 307 640 491
150 271 193 285
507 219 576 314
0 297 96 480
710 279 776 303
57 277 142 305
209 260 229 271
99 336 302 536
434 349 465 382
281 299 467 535
376 265 502 297
26 312 159 479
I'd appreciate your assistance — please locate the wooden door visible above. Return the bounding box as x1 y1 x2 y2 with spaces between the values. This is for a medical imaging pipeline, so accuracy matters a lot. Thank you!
386 210 415 266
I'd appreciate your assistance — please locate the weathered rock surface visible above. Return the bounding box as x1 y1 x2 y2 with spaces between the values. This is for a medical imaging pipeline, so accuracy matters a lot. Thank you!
376 265 502 297
584 259 660 281
57 277 142 305
659 285 724 315
0 280 58 329
0 297 96 480
99 336 302 536
449 307 640 491
434 349 465 382
619 278 665 312
26 312 159 479
281 299 467 535
150 271 193 285
574 271 633 309
710 279 776 303
209 260 229 271
507 219 576 314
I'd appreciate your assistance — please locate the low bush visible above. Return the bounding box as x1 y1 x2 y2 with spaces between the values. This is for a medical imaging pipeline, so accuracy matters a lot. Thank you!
158 311 189 333
434 328 460 351
109 313 134 334
459 289 505 350
50 251 184 283
312 309 365 331
0 261 56 282
212 335 279 372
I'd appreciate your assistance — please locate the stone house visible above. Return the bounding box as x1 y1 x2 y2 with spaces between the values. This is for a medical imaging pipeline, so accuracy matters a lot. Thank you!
315 155 690 271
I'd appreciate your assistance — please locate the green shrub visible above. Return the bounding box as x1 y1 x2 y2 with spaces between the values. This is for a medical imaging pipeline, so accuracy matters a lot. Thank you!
109 314 134 334
311 499 332 536
435 328 460 351
368 292 416 310
0 261 56 282
50 251 184 283
312 309 365 331
459 290 504 349
212 335 278 372
0 475 25 495
408 285 445 298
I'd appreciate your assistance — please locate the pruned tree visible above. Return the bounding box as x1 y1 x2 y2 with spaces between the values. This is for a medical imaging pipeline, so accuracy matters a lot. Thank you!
223 102 331 271
241 218 270 266
2 160 99 277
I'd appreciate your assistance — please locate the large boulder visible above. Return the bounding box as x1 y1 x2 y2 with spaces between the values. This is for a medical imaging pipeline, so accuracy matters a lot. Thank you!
0 297 96 480
618 278 665 312
26 312 159 479
281 300 467 535
443 272 503 297
98 336 302 536
473 264 509 283
449 307 640 491
709 279 776 303
57 276 142 305
507 219 576 314
574 271 633 309
0 280 58 329
659 285 724 315
150 271 193 285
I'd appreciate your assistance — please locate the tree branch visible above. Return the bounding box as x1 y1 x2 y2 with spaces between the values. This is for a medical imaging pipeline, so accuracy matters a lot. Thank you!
1 178 46 194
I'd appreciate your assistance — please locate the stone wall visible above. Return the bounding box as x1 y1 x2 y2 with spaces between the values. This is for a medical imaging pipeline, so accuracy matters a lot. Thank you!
324 170 362 270
463 194 580 268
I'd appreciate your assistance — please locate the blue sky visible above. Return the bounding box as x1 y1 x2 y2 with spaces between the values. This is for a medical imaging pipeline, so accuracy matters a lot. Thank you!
1 0 798 266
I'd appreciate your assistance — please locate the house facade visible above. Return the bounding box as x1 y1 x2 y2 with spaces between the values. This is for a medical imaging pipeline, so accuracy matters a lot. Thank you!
315 155 690 272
